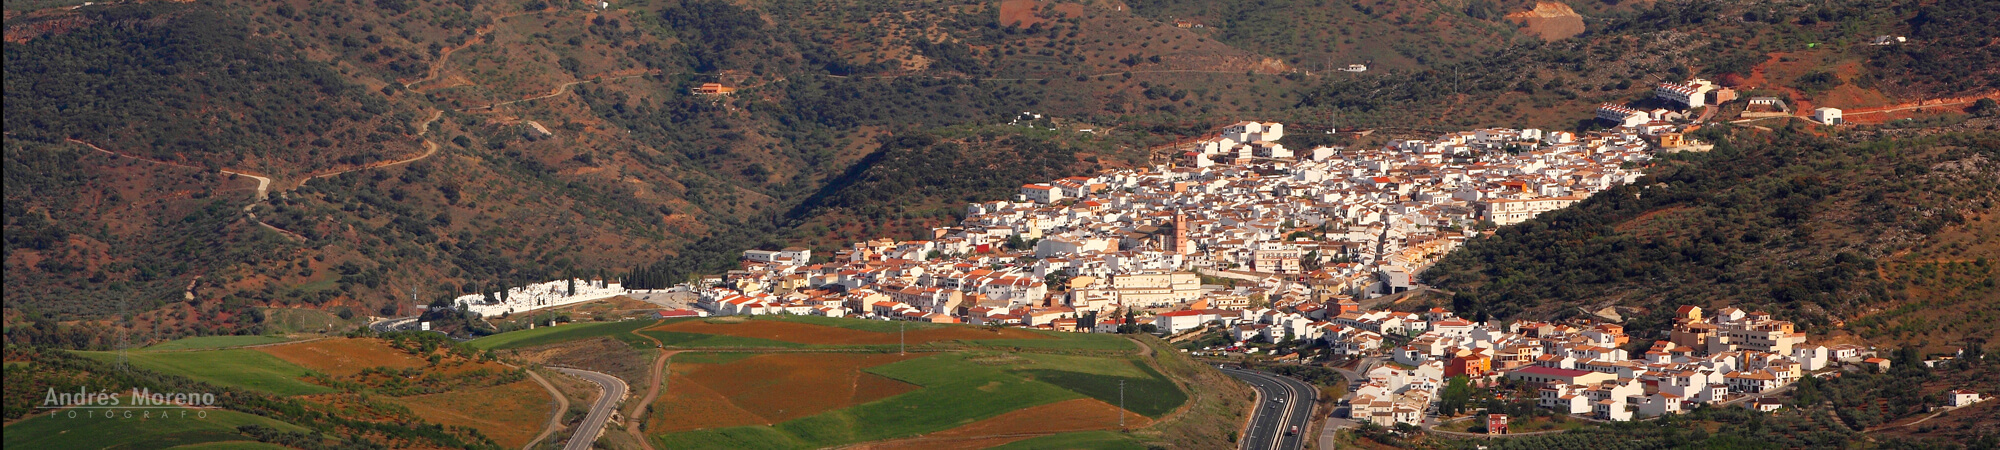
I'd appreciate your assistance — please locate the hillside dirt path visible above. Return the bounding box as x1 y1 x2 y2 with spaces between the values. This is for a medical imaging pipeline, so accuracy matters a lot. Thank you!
1866 408 1951 432
458 71 659 112
519 366 571 450
625 323 671 450
402 11 536 91
292 110 444 189
1840 94 1998 118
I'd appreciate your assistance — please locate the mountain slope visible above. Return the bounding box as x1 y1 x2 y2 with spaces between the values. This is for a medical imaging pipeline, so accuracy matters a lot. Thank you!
1427 125 2000 352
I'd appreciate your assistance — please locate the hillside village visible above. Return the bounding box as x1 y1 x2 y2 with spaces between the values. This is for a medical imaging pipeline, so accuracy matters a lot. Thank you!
1336 304 1883 425
439 83 1987 427
690 116 1660 324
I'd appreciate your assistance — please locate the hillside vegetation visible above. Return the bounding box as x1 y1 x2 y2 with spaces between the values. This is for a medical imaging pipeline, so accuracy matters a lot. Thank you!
1429 126 2000 352
7 0 1998 348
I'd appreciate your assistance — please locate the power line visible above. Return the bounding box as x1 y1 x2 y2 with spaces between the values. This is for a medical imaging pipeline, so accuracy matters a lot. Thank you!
1119 379 1126 428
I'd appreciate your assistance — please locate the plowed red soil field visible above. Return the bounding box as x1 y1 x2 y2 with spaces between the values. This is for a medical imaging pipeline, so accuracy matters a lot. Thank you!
648 319 1049 345
650 352 922 431
388 379 553 448
648 373 770 433
998 0 1045 27
258 338 500 376
850 398 1150 450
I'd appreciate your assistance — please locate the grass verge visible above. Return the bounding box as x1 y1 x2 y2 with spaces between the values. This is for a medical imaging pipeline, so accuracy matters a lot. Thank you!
141 335 292 351
75 350 334 396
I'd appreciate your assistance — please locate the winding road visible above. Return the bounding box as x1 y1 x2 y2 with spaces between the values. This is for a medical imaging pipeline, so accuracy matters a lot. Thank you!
457 72 656 112
1223 367 1315 450
519 368 570 450
555 368 628 450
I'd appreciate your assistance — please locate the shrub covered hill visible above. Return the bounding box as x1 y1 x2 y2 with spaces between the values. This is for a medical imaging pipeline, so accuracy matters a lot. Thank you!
0 0 1336 346
1427 124 2000 354
6 0 1997 347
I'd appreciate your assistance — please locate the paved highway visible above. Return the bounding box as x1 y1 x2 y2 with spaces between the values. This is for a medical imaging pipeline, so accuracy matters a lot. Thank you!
1223 367 1315 450
555 368 628 450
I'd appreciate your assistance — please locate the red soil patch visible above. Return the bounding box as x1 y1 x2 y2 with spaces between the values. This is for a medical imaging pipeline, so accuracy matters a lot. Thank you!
1614 205 1691 233
855 370 917 405
854 398 1150 450
651 352 922 431
648 373 770 433
648 319 1050 346
258 338 503 376
693 353 920 423
387 379 553 449
1740 52 1900 111
998 0 1046 27
1506 2 1584 41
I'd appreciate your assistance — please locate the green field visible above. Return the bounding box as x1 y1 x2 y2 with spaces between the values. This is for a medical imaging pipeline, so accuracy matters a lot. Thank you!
141 335 293 351
651 351 1084 448
960 330 1136 351
468 320 658 349
642 330 805 348
76 350 335 396
1019 364 1186 418
4 400 309 449
990 431 1147 450
1008 353 1152 378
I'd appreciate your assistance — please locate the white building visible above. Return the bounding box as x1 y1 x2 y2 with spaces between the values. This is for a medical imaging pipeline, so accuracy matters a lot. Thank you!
1021 183 1063 203
1654 79 1716 108
1947 389 1983 407
1224 121 1285 143
1596 104 1649 127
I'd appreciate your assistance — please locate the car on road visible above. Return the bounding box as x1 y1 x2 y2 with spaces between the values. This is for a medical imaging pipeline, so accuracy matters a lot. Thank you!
1287 426 1299 436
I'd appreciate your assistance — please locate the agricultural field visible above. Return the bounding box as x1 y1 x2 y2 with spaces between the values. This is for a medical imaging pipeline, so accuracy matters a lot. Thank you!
386 378 555 449
648 352 923 433
648 326 1192 450
989 430 1149 449
865 398 1152 449
648 316 1048 346
255 337 508 376
5 399 309 449
467 319 658 350
140 335 294 351
74 349 335 396
637 315 1139 352
639 329 810 348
